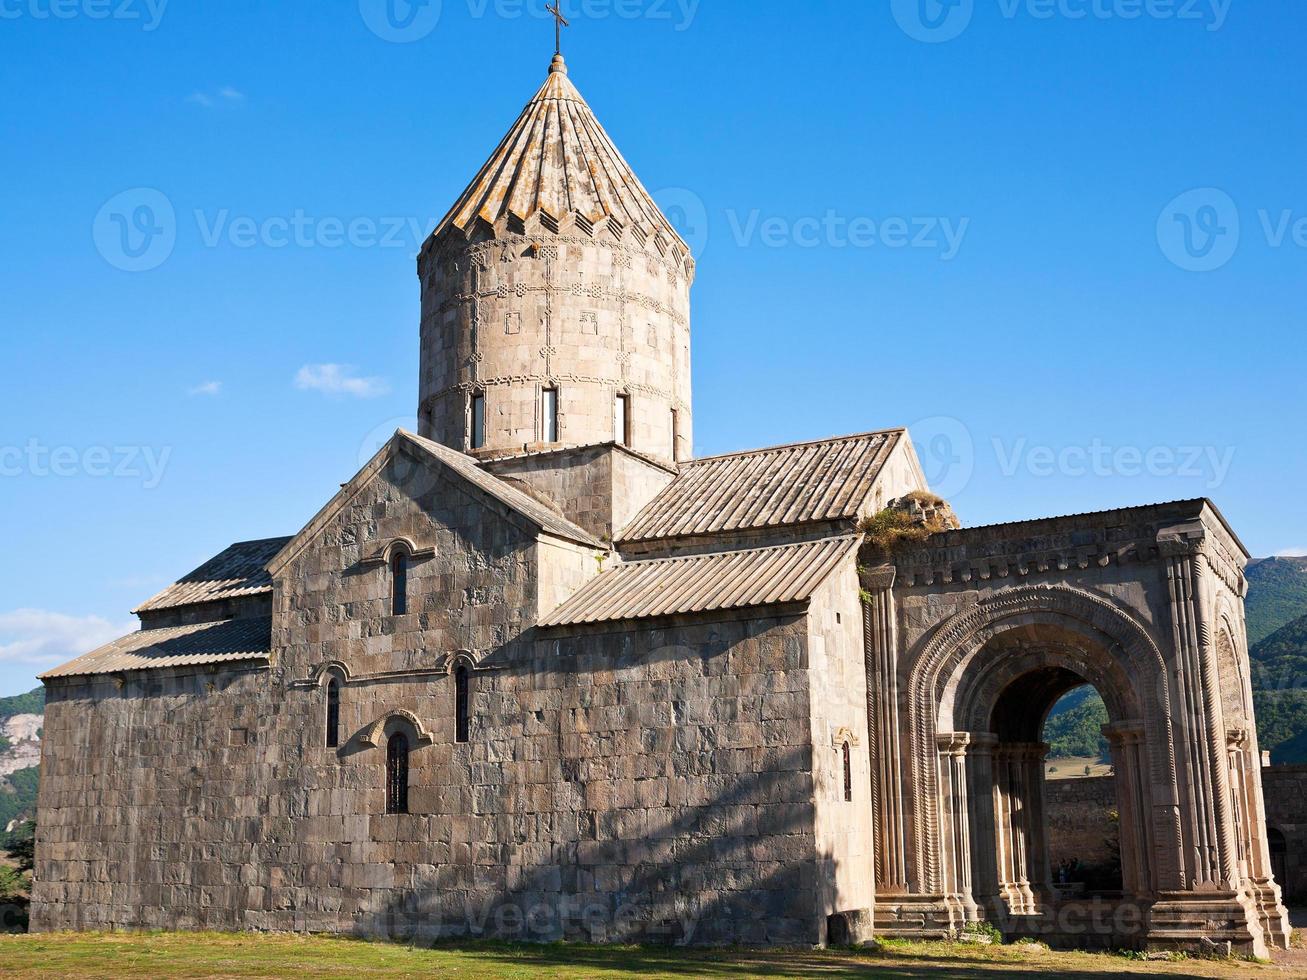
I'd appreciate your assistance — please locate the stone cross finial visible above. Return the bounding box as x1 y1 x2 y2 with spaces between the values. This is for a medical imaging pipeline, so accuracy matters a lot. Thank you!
546 1 569 56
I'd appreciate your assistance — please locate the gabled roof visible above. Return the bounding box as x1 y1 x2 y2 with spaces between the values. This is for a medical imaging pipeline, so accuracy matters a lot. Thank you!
40 616 271 679
427 56 688 260
268 430 602 577
539 536 860 628
618 430 905 544
404 431 604 547
133 537 292 614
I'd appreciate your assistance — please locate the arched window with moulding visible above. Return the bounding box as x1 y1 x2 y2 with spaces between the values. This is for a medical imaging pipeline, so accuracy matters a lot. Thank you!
325 677 341 748
386 731 410 814
391 551 409 616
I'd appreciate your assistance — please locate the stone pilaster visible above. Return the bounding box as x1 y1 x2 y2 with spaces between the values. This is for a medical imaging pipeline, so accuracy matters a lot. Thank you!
863 566 908 894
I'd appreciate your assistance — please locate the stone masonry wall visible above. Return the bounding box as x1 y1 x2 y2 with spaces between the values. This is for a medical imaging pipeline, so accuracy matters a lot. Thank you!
254 612 823 945
1046 766 1307 901
32 665 273 931
1044 775 1120 873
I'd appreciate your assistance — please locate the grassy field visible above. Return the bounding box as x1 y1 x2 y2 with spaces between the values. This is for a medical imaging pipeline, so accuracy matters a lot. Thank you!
0 932 1304 979
1045 756 1113 780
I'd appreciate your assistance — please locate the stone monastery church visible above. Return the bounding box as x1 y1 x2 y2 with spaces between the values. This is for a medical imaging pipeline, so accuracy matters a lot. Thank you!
34 55 1290 957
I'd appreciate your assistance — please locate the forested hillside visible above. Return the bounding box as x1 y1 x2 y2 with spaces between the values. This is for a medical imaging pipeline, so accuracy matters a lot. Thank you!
0 687 44 832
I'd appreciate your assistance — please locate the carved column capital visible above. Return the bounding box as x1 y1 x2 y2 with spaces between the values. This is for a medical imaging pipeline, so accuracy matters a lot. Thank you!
859 563 896 591
1102 720 1146 746
936 731 972 756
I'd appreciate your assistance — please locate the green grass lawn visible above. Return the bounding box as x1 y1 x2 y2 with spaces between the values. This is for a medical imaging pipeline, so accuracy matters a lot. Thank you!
0 932 1299 979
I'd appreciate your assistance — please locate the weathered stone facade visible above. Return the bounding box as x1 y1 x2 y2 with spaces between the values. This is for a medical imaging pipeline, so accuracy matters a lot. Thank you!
31 54 1290 957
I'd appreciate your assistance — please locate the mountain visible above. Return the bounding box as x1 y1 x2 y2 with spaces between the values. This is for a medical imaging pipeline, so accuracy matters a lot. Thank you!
0 687 43 833
1246 556 1307 646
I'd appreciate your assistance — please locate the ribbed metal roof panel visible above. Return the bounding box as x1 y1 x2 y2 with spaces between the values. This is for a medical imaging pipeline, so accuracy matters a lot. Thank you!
41 617 271 679
538 536 859 628
619 431 901 544
133 538 291 613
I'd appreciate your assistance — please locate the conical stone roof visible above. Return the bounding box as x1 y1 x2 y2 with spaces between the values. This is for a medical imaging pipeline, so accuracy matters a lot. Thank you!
428 55 689 261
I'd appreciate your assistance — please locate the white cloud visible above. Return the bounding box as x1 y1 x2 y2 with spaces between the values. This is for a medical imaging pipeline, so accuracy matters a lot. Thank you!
0 610 134 666
189 380 222 397
188 87 244 109
295 364 391 399
1275 548 1307 558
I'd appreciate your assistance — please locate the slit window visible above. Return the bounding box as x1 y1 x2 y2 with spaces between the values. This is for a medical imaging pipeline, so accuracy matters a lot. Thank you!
542 387 559 443
391 552 409 616
386 732 409 814
470 394 486 449
670 409 680 462
325 678 340 748
614 394 630 446
455 665 470 744
842 742 853 802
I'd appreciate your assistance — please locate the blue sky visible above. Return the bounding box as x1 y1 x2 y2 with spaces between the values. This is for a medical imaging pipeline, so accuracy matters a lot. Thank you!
1 0 1304 696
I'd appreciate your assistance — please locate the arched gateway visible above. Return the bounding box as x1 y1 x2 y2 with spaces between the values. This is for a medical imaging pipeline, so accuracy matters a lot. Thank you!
865 507 1291 957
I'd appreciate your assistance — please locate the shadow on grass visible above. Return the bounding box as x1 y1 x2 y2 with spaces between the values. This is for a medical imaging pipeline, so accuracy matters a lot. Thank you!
406 939 1231 979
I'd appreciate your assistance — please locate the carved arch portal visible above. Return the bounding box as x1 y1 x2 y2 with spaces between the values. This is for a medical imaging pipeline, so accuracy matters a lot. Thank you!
871 573 1291 956
905 585 1179 907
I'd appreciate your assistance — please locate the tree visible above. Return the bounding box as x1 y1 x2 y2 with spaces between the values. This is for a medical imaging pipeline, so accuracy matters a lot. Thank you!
6 821 34 874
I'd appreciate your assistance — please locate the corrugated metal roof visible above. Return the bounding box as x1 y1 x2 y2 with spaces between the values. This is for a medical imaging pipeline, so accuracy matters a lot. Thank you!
133 537 292 613
40 617 271 679
619 431 902 544
429 57 688 260
403 432 604 548
539 536 859 627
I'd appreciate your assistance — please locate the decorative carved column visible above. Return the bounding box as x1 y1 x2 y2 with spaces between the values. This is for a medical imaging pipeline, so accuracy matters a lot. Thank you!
966 733 1002 918
937 733 979 922
1103 721 1153 899
1228 728 1292 948
1159 527 1232 888
993 743 1038 914
863 566 908 894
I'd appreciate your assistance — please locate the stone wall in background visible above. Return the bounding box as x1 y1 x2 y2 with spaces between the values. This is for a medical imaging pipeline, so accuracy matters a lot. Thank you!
1046 766 1307 903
